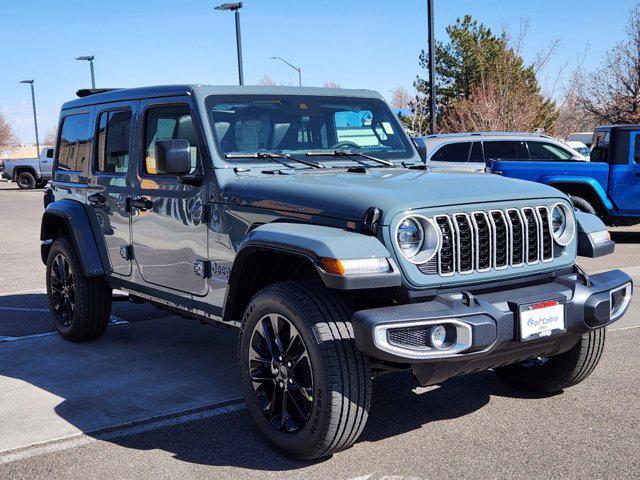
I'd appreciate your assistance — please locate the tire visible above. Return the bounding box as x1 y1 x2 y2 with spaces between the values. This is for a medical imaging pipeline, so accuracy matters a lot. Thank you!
16 171 36 189
238 281 371 459
570 195 596 214
35 180 48 189
494 329 606 394
46 237 112 341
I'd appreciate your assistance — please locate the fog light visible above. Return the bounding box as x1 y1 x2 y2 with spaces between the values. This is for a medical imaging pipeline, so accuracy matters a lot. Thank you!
430 325 448 350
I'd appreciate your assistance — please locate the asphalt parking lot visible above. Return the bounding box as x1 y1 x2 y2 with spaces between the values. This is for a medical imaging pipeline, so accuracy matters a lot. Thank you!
0 180 639 479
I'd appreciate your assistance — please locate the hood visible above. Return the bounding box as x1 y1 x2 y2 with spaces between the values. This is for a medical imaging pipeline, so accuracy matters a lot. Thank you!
225 168 566 224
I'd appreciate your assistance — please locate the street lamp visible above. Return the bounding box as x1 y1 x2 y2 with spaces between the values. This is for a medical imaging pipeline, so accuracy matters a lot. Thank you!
270 56 302 87
19 80 40 153
76 55 96 89
427 0 437 134
215 2 244 86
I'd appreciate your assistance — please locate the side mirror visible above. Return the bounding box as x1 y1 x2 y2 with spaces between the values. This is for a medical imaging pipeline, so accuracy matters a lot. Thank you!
155 139 191 175
412 137 427 162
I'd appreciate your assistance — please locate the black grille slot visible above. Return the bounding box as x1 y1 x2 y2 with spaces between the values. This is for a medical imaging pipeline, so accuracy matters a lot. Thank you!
436 216 455 275
612 287 627 312
537 207 553 261
454 214 474 273
473 213 492 270
507 210 524 265
387 327 429 349
491 211 509 268
523 208 539 263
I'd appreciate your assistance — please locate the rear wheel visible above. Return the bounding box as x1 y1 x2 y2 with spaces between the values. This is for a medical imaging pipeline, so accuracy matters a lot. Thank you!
239 281 371 459
569 195 596 214
16 171 36 189
494 329 606 393
46 237 112 341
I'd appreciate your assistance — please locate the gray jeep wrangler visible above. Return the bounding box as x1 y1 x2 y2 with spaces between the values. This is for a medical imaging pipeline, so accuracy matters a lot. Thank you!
41 85 632 459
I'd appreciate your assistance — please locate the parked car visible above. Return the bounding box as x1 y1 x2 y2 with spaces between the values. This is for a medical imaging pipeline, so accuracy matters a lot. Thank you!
0 147 54 189
41 85 631 459
567 132 594 148
489 125 640 226
422 132 588 172
565 140 591 157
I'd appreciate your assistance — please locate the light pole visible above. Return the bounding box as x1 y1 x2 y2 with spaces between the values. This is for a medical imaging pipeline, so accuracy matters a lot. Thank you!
19 80 40 153
270 56 302 86
76 55 96 89
215 2 244 85
427 0 437 134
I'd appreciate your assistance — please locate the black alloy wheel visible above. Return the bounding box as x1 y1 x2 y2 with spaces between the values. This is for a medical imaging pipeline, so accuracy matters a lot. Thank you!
49 253 76 327
248 313 314 433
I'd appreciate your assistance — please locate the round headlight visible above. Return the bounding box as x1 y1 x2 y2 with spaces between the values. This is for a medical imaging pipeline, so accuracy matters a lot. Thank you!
551 203 575 246
395 215 441 264
397 218 423 258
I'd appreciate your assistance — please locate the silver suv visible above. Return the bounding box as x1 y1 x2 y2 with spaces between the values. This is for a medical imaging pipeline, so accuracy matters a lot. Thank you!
423 132 589 172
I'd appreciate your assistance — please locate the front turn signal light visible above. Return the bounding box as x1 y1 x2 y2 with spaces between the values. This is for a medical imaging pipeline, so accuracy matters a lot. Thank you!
320 257 391 276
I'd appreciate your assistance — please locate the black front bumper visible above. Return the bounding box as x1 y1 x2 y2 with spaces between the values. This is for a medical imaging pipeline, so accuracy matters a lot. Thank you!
353 270 632 378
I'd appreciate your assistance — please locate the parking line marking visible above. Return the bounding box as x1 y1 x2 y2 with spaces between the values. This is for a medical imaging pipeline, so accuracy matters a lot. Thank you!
0 398 245 465
0 306 49 312
0 331 58 343
609 324 640 332
0 288 47 296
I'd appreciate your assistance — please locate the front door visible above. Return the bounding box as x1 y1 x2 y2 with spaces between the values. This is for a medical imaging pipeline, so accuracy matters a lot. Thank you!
609 130 640 215
130 99 209 296
87 103 136 276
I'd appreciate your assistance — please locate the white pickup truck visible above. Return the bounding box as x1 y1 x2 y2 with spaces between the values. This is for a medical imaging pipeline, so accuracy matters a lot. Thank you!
0 147 54 189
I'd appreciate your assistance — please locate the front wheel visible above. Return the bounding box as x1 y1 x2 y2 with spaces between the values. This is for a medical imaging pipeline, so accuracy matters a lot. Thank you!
494 329 606 393
569 195 596 214
239 281 371 459
46 237 112 341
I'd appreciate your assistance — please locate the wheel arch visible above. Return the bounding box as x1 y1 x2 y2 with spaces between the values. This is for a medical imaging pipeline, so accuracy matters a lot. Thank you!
221 222 400 323
545 178 613 216
13 166 38 180
41 200 110 276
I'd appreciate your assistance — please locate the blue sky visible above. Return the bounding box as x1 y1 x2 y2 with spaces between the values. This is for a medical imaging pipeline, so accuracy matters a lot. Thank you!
1 0 637 144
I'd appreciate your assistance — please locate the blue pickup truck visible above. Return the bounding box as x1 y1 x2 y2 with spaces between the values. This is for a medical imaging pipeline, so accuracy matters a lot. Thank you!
489 125 640 226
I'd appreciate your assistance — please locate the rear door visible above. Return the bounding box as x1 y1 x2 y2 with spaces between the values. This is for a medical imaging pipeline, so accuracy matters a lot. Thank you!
40 148 54 178
87 101 136 277
608 129 640 214
130 98 209 296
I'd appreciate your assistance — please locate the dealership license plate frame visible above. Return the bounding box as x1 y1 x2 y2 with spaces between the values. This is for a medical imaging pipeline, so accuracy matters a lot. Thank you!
518 298 567 342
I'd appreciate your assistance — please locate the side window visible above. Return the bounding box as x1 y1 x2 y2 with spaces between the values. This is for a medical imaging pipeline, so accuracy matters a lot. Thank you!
528 142 572 161
46 148 54 158
56 113 91 172
469 142 484 163
634 135 640 164
483 141 528 161
95 110 132 174
430 142 470 162
144 105 198 175
590 131 610 163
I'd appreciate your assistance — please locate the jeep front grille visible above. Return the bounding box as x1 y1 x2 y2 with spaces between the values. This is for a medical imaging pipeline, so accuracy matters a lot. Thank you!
419 206 555 276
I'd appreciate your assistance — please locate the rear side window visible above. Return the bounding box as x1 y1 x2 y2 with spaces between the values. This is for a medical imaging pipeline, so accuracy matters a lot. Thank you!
95 110 132 174
430 142 470 162
144 105 199 175
57 114 91 172
483 141 528 161
527 141 572 161
469 142 483 162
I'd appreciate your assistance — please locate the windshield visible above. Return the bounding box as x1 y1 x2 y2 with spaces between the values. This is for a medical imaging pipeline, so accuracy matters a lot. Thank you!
206 95 414 161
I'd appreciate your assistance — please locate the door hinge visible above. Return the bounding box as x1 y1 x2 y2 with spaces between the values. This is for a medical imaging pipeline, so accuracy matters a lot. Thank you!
193 259 212 278
120 245 134 260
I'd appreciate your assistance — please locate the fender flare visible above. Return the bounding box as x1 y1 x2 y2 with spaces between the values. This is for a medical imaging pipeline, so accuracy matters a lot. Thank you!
13 166 38 180
540 175 614 211
40 200 109 276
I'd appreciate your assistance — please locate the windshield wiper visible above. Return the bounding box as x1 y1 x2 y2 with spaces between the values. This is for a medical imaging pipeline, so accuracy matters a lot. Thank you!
225 152 325 169
306 149 394 167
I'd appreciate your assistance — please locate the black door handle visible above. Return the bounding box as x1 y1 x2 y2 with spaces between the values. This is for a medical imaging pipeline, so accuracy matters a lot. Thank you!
130 197 154 211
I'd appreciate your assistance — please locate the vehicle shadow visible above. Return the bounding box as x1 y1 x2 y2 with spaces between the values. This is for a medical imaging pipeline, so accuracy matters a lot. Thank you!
610 230 640 244
102 368 548 470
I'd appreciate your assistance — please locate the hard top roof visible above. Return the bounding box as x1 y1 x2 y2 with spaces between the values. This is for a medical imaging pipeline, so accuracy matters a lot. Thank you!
61 84 384 110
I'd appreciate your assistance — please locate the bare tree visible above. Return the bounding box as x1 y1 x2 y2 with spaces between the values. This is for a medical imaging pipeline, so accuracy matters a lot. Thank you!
0 111 17 149
390 86 412 110
577 5 640 124
257 74 277 86
322 81 341 89
44 125 58 146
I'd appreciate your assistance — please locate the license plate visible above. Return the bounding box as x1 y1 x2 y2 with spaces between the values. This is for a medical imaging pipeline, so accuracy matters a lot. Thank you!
519 299 566 341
